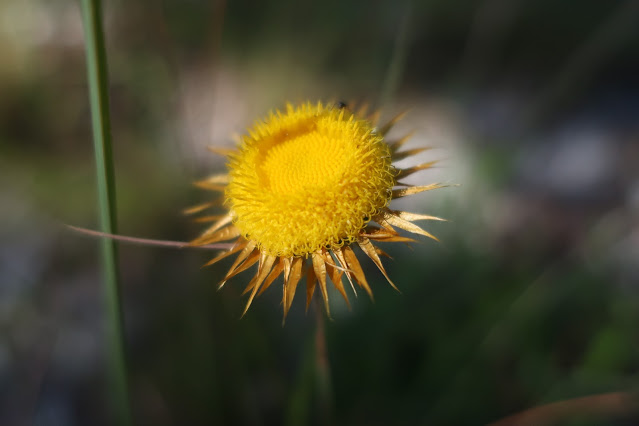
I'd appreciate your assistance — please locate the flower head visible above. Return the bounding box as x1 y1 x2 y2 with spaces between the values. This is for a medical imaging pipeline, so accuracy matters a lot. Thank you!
189 101 446 319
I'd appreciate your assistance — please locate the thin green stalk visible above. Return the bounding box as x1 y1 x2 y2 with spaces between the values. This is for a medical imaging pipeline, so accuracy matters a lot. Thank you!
80 1 132 425
379 0 413 108
314 304 333 426
285 302 334 426
285 334 315 426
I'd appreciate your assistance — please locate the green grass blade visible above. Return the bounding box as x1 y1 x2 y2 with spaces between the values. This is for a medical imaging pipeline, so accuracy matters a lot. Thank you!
379 0 413 108
80 1 132 424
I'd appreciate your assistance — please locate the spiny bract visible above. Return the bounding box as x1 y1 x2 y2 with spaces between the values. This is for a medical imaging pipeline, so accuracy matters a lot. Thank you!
187 101 446 320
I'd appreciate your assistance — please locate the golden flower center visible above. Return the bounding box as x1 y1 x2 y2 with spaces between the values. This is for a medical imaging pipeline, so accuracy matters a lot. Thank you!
227 103 395 257
260 128 350 194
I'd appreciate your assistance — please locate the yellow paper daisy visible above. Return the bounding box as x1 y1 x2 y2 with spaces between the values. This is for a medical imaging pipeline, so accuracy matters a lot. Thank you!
188 101 446 319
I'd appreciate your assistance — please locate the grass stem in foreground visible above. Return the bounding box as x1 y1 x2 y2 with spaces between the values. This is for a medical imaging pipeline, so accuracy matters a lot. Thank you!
80 0 132 424
314 300 333 426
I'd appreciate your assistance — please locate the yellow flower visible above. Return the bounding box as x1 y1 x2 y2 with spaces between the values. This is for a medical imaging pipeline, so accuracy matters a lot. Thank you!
188 101 446 319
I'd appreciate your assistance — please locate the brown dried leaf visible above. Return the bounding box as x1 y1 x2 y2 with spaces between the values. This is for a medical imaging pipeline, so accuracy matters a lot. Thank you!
379 111 407 136
206 146 235 156
218 241 256 289
333 248 357 297
258 258 285 296
343 246 373 300
392 183 448 198
241 254 276 317
358 237 399 291
383 213 439 241
312 252 331 317
392 147 432 162
369 110 381 126
201 240 247 268
223 250 259 284
189 226 240 246
182 198 223 215
389 209 447 222
387 131 415 153
321 251 350 308
305 261 316 313
193 215 228 223
283 257 303 320
395 161 438 180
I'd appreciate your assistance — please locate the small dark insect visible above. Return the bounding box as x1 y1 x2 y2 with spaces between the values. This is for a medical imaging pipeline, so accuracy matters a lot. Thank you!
336 101 348 109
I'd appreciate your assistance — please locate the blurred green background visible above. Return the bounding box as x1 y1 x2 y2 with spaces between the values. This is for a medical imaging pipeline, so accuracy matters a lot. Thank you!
1 0 639 425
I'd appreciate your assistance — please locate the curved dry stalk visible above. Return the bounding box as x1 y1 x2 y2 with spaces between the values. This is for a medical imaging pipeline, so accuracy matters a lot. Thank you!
489 391 638 426
66 225 233 250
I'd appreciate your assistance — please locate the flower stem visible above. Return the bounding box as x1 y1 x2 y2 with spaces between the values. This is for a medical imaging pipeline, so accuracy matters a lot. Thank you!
379 0 413 107
80 1 132 425
314 301 333 425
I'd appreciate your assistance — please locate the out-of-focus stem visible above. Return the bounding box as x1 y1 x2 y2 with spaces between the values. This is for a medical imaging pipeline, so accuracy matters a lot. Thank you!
315 301 333 425
79 1 132 424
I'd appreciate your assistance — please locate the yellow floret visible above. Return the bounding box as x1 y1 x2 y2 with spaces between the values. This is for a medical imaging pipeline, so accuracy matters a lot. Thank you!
225 102 396 257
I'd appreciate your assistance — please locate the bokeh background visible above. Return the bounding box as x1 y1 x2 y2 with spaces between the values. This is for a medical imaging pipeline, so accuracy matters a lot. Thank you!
1 0 639 425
